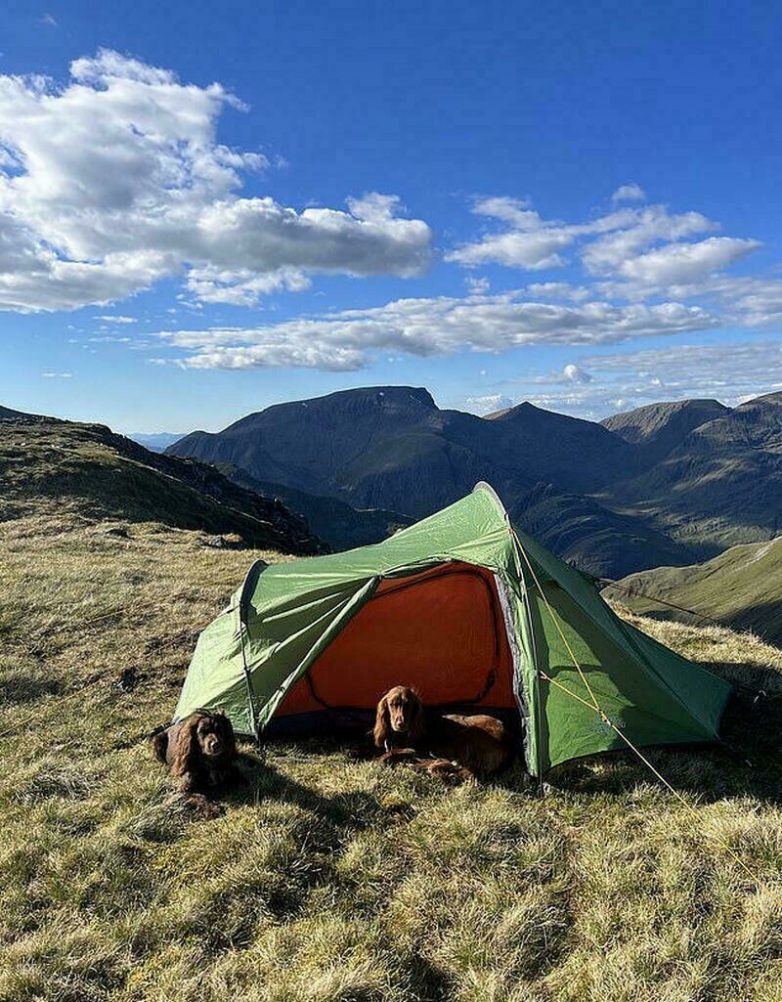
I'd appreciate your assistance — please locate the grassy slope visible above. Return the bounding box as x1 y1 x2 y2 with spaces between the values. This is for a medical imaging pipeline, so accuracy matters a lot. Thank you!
0 418 321 554
2 515 782 1001
604 537 782 647
218 463 413 551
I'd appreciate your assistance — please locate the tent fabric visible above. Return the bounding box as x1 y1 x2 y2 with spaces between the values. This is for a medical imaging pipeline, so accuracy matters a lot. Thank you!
174 482 732 776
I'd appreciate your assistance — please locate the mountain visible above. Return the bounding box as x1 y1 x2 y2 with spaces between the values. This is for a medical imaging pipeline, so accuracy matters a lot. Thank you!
0 415 322 554
605 391 782 552
170 385 635 513
603 536 782 647
601 399 730 464
127 432 183 453
0 405 28 420
507 482 697 579
167 384 782 579
218 464 413 550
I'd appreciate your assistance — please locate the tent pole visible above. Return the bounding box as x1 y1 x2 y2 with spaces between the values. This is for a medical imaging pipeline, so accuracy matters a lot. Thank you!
237 559 267 745
508 523 545 784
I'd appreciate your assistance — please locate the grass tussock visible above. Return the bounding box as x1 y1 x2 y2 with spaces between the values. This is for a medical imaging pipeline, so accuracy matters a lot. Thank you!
1 517 782 1001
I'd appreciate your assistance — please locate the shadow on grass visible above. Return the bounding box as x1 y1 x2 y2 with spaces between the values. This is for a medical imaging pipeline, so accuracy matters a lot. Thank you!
227 748 384 826
547 660 782 807
200 750 386 924
182 654 782 819
0 673 63 704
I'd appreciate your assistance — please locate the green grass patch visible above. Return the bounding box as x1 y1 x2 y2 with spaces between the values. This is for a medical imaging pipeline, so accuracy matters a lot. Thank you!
1 517 782 1000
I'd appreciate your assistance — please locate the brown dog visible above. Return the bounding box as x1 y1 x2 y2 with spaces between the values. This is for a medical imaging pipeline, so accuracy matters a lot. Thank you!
373 685 514 778
152 709 238 795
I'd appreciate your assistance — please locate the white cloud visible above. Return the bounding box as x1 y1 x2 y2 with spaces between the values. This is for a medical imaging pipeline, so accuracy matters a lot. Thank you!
490 339 782 419
580 206 718 275
95 314 137 324
563 363 592 383
154 292 718 370
525 282 592 302
607 236 760 291
446 197 575 270
185 264 311 305
465 275 490 295
446 198 724 283
464 393 514 415
611 183 646 203
42 370 72 378
0 50 432 311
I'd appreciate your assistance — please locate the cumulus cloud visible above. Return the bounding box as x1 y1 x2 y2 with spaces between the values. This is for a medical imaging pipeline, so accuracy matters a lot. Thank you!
465 275 490 295
617 236 759 285
445 197 731 288
446 197 576 270
153 292 718 370
563 363 592 383
0 50 432 311
580 206 718 275
611 183 646 203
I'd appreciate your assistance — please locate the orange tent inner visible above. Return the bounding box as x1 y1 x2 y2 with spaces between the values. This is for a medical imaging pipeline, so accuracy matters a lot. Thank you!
277 561 517 719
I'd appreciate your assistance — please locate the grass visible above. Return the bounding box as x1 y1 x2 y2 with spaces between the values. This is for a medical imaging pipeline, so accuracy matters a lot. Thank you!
604 536 782 648
2 514 782 1001
0 418 320 553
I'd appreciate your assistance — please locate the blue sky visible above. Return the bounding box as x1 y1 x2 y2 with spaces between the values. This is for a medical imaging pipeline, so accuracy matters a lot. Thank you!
2 1 782 433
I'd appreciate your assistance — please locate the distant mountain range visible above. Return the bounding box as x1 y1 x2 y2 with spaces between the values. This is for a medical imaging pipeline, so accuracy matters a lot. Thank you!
167 385 782 578
127 432 183 453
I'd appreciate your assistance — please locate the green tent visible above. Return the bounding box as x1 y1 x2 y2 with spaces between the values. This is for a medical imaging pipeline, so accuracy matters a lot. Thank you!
175 482 731 776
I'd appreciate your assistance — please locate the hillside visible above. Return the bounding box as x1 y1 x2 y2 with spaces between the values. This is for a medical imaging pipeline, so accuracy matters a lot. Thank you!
0 404 29 420
0 416 322 554
601 398 730 464
169 386 782 578
606 391 782 552
219 464 413 550
1 511 781 1001
604 536 782 646
509 482 697 578
171 387 636 511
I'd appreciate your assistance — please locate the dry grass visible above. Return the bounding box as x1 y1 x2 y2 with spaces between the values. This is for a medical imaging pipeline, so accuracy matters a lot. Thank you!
2 517 782 1001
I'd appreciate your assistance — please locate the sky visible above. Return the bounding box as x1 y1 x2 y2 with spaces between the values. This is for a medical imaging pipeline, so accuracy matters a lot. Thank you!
2 1 782 433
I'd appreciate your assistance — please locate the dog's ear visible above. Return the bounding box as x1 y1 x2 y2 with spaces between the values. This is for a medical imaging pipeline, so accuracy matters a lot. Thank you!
151 728 169 764
408 691 426 742
216 711 237 758
171 715 200 778
373 694 391 750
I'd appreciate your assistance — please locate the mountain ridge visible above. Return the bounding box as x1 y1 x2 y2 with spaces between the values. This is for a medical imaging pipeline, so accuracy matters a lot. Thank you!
1 415 323 554
167 383 782 576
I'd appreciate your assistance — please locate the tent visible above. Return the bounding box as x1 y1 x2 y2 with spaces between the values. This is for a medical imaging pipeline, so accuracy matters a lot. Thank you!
174 482 732 777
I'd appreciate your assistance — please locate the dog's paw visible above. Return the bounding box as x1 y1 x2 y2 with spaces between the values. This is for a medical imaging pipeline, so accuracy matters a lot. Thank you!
380 747 419 767
183 793 225 820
